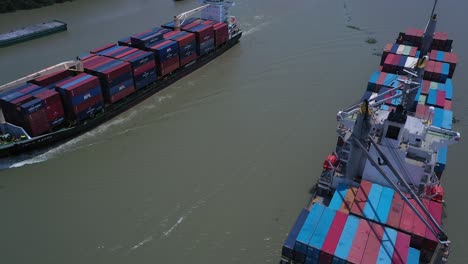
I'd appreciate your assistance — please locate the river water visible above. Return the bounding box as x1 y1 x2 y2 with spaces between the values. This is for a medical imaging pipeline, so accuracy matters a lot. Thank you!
0 0 467 263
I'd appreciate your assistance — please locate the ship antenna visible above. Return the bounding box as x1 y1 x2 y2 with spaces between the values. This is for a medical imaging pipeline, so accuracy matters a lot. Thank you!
430 0 439 18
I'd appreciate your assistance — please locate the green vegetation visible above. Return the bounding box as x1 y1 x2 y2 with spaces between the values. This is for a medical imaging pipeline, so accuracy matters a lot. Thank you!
0 0 74 13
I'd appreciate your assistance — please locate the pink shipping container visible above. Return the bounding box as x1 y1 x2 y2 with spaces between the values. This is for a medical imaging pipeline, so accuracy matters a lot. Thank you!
361 223 384 264
22 108 50 136
436 91 446 108
347 219 371 264
319 211 348 263
421 80 430 94
392 232 411 264
444 99 452 110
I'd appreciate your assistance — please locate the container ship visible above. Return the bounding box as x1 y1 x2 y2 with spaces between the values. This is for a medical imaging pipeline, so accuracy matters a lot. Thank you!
280 3 460 264
0 0 241 158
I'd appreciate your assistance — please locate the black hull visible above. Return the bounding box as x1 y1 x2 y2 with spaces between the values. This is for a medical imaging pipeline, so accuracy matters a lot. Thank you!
0 32 242 158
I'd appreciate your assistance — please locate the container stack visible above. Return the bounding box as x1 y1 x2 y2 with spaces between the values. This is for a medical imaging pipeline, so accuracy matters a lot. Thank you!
423 60 450 83
366 71 399 93
145 39 180 76
201 20 229 47
183 23 215 56
163 31 198 66
55 73 104 121
161 18 201 30
428 50 458 77
82 56 135 104
130 28 169 49
97 46 158 90
398 28 453 52
381 43 419 65
327 181 443 262
282 202 421 264
0 84 50 136
382 54 419 74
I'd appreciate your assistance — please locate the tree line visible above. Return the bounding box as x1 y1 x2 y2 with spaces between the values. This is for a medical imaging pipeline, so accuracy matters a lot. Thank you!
0 0 74 13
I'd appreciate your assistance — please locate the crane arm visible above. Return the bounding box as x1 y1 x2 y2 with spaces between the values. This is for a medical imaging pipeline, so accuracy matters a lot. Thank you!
0 60 83 93
174 4 211 30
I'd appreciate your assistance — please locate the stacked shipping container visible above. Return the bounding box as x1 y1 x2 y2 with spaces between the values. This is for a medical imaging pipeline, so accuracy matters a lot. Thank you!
0 19 232 137
283 202 421 264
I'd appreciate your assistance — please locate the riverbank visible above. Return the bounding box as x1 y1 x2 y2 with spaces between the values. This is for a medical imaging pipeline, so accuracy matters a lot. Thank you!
0 0 74 14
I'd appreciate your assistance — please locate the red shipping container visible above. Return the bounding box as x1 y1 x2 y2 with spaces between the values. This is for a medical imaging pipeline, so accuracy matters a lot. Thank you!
133 61 157 76
423 199 438 252
436 91 446 108
409 47 418 57
347 219 371 263
56 74 100 97
319 211 348 263
410 199 427 248
180 53 198 66
399 200 415 234
392 231 411 264
33 90 64 126
350 181 371 217
79 53 96 61
31 70 71 87
108 47 139 59
361 223 385 264
109 85 136 104
213 22 229 47
384 54 394 68
422 200 443 251
340 187 357 214
23 108 50 136
387 193 405 228
90 43 117 54
158 55 180 76
444 99 452 110
181 19 202 30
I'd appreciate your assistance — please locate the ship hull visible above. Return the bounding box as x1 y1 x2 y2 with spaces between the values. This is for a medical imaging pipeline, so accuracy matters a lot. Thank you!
0 32 242 158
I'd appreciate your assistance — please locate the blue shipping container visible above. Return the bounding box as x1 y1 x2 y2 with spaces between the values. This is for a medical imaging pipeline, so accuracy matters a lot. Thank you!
376 227 398 264
407 248 421 264
20 98 44 114
294 203 326 257
329 184 348 211
282 209 309 260
151 40 179 62
333 215 360 262
427 89 437 105
106 72 134 88
445 78 453 99
69 86 102 106
108 79 134 96
433 108 444 128
75 102 104 121
375 187 394 223
59 74 93 89
442 109 453 129
122 51 154 68
307 207 336 261
363 184 383 220
134 69 157 90
436 51 445 61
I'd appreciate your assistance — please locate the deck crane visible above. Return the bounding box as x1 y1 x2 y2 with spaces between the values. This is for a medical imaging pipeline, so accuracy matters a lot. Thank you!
0 60 83 128
173 4 211 31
